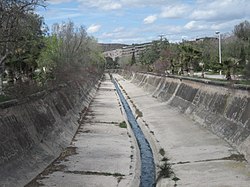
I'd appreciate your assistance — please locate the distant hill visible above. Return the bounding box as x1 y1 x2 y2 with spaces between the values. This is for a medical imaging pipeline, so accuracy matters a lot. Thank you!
99 43 129 52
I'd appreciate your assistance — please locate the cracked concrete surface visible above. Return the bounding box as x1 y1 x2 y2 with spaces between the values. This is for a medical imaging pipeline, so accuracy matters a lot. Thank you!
114 74 250 187
26 74 134 187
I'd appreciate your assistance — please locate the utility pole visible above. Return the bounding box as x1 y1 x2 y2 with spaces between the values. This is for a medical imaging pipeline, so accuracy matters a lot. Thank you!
215 31 222 75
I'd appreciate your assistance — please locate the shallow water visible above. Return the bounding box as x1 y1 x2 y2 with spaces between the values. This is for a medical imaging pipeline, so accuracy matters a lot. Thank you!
112 78 156 187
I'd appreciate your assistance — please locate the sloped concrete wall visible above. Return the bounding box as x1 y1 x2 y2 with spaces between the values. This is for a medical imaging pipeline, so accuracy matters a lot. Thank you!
0 77 101 187
120 71 250 162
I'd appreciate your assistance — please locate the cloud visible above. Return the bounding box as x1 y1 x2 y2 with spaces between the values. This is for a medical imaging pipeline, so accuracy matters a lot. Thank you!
76 0 178 11
38 7 82 21
184 21 208 30
102 2 122 10
160 4 190 18
184 21 196 30
113 27 125 32
77 0 122 11
48 0 72 4
190 0 250 21
87 24 101 33
143 15 157 24
42 0 250 44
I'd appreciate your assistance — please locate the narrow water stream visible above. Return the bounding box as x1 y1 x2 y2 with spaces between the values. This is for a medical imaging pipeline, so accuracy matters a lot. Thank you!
112 77 156 187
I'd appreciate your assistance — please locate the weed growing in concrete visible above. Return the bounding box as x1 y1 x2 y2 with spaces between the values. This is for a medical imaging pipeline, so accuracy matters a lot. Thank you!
156 161 173 183
161 157 170 162
135 108 143 119
172 175 180 187
127 132 132 138
119 121 127 128
117 176 124 184
159 148 165 156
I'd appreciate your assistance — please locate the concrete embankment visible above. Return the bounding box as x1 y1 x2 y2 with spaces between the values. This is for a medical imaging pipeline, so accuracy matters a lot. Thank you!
0 75 101 187
120 71 250 162
114 71 250 186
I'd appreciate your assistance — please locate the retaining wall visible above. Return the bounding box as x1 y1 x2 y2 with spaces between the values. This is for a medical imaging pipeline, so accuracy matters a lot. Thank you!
0 76 101 187
120 71 250 162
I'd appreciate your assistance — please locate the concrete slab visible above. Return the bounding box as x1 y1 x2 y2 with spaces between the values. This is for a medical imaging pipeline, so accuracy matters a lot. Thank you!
37 171 118 187
114 74 250 187
26 74 134 187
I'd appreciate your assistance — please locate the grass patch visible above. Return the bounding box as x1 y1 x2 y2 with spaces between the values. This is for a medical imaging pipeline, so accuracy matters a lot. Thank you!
119 121 127 128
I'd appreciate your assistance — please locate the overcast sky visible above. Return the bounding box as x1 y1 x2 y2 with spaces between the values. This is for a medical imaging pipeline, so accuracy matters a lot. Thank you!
38 0 250 44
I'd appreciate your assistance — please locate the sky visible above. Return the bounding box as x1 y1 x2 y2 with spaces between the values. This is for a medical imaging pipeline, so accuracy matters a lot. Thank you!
38 0 250 44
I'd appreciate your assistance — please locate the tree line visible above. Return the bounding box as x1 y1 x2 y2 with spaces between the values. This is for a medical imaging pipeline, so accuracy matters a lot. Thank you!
120 20 250 81
0 0 105 99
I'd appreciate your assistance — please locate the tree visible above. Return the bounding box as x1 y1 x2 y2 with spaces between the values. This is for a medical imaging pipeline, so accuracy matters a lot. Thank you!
243 59 250 80
234 20 250 41
222 36 245 74
179 44 202 75
139 40 170 71
5 13 45 82
153 48 173 73
105 57 115 69
131 51 136 65
223 57 241 80
37 21 105 84
0 0 45 93
0 0 45 66
195 38 218 72
234 21 250 79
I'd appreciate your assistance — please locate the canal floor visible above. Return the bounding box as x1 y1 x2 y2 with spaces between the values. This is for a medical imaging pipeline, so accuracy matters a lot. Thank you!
26 74 135 187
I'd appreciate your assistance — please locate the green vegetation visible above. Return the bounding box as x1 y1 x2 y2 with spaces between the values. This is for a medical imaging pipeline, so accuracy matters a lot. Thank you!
0 1 105 98
157 162 173 179
122 20 250 82
105 57 119 69
119 121 127 128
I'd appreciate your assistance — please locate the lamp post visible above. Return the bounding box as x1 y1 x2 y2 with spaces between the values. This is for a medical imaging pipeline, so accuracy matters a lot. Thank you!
215 31 222 75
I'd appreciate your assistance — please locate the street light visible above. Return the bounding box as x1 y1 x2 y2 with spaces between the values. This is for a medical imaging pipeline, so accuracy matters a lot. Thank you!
215 31 222 75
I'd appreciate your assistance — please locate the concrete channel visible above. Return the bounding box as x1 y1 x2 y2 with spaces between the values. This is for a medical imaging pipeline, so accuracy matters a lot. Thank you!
21 72 250 187
25 74 137 187
111 74 156 187
113 73 250 187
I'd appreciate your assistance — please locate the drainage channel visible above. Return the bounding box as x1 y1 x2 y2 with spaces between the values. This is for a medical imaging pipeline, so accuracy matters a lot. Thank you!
112 77 156 187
